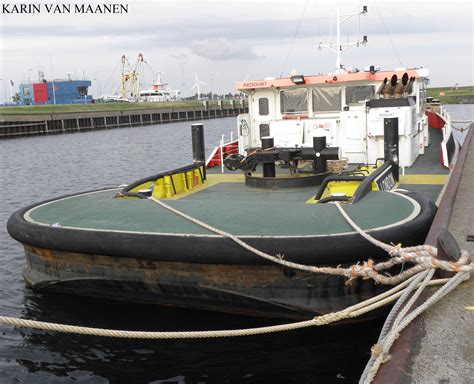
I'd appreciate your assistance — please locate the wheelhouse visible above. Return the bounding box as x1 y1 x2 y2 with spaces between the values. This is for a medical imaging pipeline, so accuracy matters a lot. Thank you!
236 68 430 168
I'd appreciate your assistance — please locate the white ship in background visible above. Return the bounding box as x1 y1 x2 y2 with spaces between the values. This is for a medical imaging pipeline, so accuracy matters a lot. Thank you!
111 54 181 102
139 72 181 102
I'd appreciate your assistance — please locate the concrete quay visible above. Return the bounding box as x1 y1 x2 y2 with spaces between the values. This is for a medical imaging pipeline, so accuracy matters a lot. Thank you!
0 101 248 138
373 123 474 384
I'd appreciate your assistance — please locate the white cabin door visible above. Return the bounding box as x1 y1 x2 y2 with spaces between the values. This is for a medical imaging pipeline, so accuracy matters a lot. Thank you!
340 107 367 163
250 91 275 147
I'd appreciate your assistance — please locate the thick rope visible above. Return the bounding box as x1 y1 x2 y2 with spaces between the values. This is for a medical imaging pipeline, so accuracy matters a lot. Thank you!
0 277 452 339
360 271 470 383
148 197 474 285
0 195 470 340
376 271 429 342
358 270 431 382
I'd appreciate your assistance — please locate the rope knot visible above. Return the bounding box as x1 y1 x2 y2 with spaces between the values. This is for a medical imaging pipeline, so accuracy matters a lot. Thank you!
389 248 403 258
371 343 384 358
360 259 375 280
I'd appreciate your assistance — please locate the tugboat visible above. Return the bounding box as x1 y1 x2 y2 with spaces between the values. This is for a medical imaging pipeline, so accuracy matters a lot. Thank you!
7 6 458 320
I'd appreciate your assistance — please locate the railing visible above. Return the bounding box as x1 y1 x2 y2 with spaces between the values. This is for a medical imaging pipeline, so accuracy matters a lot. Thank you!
206 131 239 171
218 131 239 173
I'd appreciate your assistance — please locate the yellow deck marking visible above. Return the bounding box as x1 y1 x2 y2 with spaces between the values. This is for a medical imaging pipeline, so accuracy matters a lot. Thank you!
465 306 474 311
164 173 244 200
206 173 245 183
168 173 447 201
399 174 447 185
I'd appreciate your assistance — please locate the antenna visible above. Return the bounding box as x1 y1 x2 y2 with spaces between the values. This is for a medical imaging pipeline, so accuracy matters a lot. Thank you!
317 4 368 74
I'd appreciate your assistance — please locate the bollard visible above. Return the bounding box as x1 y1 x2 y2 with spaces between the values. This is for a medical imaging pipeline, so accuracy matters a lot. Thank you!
261 136 276 177
191 123 206 180
313 136 327 174
383 118 400 181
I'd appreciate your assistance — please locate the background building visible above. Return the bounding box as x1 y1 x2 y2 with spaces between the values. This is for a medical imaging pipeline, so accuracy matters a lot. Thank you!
19 79 92 105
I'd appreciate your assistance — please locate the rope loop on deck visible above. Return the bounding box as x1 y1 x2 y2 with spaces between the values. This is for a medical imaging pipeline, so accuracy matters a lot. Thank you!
147 197 473 286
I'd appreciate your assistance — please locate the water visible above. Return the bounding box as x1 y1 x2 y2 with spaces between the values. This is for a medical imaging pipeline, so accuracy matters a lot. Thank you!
0 107 470 383
444 104 474 145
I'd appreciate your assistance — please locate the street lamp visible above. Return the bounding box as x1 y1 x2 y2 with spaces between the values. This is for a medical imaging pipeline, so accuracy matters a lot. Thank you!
93 78 102 97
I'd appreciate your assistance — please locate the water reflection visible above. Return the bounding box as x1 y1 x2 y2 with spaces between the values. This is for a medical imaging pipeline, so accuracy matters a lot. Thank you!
16 291 383 383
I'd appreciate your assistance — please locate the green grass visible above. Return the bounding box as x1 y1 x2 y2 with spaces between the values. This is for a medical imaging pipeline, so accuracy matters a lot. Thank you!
0 99 244 115
427 86 474 104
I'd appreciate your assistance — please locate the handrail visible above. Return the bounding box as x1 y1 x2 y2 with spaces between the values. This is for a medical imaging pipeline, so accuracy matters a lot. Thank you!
121 162 205 193
352 161 396 203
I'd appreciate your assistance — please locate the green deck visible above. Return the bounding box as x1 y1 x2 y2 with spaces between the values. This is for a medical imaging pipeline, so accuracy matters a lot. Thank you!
26 128 447 237
27 188 418 237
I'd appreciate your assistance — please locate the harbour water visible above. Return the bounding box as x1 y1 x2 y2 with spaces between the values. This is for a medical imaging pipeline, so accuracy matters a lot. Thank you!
0 106 471 383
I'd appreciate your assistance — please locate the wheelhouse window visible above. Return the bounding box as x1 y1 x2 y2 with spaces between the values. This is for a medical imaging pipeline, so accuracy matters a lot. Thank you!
312 87 341 112
280 88 308 114
258 97 269 115
345 85 375 104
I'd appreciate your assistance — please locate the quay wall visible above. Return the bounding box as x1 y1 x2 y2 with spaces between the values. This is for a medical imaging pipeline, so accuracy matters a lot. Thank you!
0 102 248 139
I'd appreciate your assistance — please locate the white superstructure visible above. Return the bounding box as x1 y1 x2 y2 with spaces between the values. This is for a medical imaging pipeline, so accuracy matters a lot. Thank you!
139 72 181 102
236 69 430 167
234 5 441 168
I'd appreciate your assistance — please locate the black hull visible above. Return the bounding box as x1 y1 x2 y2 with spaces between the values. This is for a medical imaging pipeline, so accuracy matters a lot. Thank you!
8 192 436 266
22 245 390 321
8 191 436 320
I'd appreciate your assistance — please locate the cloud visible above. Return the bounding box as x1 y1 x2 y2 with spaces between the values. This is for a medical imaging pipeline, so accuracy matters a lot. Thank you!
191 37 263 60
169 53 188 62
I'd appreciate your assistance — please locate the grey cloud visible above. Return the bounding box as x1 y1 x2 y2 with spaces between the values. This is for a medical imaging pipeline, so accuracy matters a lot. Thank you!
191 38 263 60
169 53 188 62
2 13 472 49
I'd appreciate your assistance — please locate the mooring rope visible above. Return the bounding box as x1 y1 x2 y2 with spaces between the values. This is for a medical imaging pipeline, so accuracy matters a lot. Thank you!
359 271 470 383
0 276 457 339
0 194 470 345
148 197 474 285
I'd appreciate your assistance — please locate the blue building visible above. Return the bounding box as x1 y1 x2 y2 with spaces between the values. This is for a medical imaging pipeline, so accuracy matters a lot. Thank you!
19 79 92 105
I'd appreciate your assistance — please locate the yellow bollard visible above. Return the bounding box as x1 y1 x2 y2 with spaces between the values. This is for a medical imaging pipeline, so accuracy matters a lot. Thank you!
164 176 173 198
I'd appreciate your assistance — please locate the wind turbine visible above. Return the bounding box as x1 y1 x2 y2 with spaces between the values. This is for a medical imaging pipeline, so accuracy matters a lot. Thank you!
191 73 207 100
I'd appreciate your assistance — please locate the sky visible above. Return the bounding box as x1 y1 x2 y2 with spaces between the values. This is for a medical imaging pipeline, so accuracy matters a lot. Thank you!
0 0 473 102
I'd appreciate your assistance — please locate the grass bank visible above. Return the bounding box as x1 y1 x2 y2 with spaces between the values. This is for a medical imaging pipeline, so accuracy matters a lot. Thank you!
0 100 241 115
427 86 474 104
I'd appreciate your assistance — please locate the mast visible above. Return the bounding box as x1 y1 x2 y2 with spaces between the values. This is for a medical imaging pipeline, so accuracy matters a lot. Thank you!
120 55 126 99
318 4 368 74
135 53 144 98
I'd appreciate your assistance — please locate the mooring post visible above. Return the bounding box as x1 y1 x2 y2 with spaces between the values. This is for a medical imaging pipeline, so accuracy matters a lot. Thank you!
261 136 276 177
313 136 327 174
191 123 206 180
384 117 400 181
